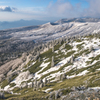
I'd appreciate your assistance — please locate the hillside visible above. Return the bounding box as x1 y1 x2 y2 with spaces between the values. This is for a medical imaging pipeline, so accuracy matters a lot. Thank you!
0 33 100 100
1 18 100 66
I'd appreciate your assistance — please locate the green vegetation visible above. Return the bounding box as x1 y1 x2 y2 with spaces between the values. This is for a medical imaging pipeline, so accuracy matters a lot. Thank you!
88 61 100 72
50 71 100 91
1 79 9 88
74 49 90 58
13 87 20 93
75 39 82 42
51 76 86 91
37 44 73 75
40 49 56 58
66 68 75 76
6 70 100 100
40 63 72 79
75 67 88 75
62 89 71 95
1 74 18 88
11 74 18 81
24 60 32 68
65 50 75 58
10 83 16 87
89 54 100 63
54 44 61 51
40 70 57 79
77 43 84 50
28 61 42 74
38 63 51 74
59 63 72 72
5 87 48 100
86 35 95 39
65 44 73 50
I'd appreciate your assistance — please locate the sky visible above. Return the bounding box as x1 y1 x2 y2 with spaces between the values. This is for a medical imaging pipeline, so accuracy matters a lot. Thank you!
0 0 100 22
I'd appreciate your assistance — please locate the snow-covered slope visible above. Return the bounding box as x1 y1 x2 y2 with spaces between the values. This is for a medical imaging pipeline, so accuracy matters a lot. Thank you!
1 18 100 43
1 34 100 100
1 18 100 67
9 22 100 42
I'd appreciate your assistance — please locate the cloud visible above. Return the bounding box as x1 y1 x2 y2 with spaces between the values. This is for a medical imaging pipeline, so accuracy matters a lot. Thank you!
46 0 100 19
1 0 100 22
0 6 17 12
84 0 100 17
0 1 84 21
46 0 82 18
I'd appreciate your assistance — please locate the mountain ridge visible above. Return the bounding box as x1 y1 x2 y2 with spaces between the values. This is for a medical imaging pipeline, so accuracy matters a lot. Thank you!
1 18 100 30
1 18 100 66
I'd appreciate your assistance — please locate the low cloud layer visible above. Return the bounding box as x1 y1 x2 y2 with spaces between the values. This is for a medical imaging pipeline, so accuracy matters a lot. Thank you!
0 6 17 12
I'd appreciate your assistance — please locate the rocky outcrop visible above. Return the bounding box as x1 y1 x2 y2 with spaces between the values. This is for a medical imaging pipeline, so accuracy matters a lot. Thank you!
0 53 31 80
0 74 5 82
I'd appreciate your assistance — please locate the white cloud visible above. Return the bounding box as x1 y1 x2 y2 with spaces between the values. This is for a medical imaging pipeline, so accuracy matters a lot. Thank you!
0 0 83 21
1 0 100 21
0 6 17 12
84 0 100 17
46 0 82 18
46 0 100 19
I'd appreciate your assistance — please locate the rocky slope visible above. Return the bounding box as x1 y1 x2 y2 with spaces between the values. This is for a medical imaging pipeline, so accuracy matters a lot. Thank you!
0 33 100 99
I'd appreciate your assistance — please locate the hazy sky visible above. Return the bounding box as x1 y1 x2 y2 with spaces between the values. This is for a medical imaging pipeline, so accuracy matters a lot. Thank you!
0 0 99 21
